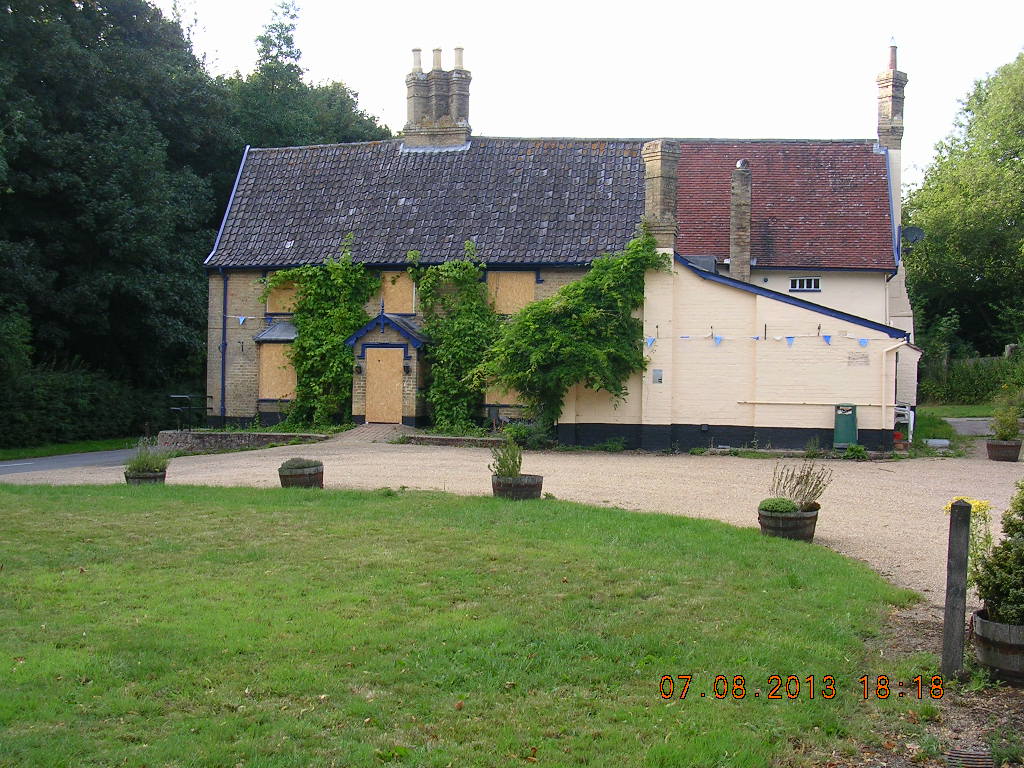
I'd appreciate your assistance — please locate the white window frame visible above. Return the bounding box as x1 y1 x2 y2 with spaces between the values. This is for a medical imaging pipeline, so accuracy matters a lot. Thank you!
789 276 821 292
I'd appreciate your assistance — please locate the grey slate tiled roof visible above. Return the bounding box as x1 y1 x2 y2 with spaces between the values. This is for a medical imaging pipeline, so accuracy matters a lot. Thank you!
206 138 646 269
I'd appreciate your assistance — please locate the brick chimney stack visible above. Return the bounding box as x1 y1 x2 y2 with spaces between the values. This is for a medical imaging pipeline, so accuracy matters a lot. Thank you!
878 45 915 341
729 159 752 283
640 140 680 250
405 49 428 126
403 48 472 148
876 45 908 152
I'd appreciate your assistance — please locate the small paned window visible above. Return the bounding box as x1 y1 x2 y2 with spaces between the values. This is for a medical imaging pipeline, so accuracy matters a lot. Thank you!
789 277 821 292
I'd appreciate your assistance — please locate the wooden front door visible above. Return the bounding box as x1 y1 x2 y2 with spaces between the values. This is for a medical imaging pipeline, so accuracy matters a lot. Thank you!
365 347 404 423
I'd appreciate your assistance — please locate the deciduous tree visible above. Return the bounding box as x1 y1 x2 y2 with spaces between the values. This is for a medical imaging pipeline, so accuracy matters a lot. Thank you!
904 53 1024 355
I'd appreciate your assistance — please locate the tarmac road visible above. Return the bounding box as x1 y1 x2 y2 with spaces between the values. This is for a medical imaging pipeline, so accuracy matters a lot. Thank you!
0 448 135 476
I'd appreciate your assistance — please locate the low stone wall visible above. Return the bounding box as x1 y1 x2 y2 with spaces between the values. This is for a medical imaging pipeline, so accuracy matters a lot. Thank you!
157 430 329 453
406 434 504 449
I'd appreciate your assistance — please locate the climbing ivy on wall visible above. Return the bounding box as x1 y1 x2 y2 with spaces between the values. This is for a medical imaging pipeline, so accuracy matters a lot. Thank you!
409 242 501 432
263 240 379 426
474 229 669 428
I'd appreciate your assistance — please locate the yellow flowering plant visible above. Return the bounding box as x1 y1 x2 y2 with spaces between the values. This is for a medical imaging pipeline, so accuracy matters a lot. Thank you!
944 496 994 587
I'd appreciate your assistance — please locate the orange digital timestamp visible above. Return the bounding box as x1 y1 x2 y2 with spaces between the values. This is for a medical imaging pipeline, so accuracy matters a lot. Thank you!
658 674 944 700
858 675 944 699
659 675 837 700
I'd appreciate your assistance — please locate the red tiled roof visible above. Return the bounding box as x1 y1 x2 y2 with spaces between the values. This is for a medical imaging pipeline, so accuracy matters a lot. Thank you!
675 140 896 271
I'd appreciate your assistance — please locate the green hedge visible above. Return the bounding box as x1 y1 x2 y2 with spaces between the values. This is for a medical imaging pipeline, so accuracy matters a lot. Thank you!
1 367 180 448
919 355 1024 404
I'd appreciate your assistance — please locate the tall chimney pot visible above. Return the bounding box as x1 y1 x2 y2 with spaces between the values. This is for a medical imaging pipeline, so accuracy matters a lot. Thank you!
403 47 471 147
730 160 752 283
876 45 908 151
640 140 680 250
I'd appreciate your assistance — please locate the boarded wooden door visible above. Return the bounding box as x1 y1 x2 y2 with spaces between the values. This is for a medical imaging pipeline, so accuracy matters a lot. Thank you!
365 348 404 423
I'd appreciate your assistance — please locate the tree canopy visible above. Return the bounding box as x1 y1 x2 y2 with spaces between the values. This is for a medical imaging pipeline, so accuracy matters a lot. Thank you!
904 53 1024 356
0 0 389 444
224 1 388 149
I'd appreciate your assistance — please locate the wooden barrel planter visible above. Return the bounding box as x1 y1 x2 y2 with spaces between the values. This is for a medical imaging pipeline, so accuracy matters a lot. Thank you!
974 609 1024 684
492 474 543 500
757 509 818 542
279 464 324 488
124 471 166 485
986 440 1022 462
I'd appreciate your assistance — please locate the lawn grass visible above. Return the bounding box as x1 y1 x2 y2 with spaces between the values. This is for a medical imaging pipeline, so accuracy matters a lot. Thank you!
918 403 994 419
0 485 926 767
913 412 958 442
0 437 136 462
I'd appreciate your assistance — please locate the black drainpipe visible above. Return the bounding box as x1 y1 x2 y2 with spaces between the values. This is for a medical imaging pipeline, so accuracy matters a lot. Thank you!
219 268 228 423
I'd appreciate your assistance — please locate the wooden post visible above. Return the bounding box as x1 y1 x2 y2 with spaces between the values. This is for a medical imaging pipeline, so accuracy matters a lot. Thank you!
942 499 971 678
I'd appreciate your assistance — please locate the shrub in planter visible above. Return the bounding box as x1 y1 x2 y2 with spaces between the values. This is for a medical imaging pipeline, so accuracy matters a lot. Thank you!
757 460 833 542
987 387 1022 462
489 436 542 500
757 497 798 514
973 480 1024 682
124 439 171 485
943 496 993 587
278 457 324 488
770 460 833 513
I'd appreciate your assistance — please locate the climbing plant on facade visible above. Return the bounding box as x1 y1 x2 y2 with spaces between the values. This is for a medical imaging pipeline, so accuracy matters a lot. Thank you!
409 242 501 432
474 229 668 428
262 239 379 426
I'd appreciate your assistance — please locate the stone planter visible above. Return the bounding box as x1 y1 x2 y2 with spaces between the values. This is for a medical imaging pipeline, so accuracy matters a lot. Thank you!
986 440 1022 462
758 508 818 542
124 471 166 485
279 464 324 488
492 474 543 500
973 609 1024 685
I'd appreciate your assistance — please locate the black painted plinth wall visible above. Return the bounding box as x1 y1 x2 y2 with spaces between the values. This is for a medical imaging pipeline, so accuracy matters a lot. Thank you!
556 423 892 452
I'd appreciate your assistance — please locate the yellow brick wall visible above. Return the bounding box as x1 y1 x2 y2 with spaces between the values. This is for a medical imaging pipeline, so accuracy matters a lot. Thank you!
207 270 267 419
535 268 586 300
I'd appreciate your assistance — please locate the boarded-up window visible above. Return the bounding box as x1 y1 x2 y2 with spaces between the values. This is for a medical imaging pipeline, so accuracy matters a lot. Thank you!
488 271 535 314
485 386 523 405
266 281 297 314
258 343 296 400
381 271 415 313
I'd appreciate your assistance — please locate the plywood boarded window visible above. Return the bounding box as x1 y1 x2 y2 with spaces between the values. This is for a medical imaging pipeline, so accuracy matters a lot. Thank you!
488 271 535 314
381 271 415 313
258 343 296 400
266 281 297 313
485 386 523 405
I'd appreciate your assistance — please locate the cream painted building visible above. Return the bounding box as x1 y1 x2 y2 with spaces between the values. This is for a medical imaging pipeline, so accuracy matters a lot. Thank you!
204 47 918 450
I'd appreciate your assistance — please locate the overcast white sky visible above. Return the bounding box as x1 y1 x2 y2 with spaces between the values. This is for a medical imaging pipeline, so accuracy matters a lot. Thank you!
156 0 1023 190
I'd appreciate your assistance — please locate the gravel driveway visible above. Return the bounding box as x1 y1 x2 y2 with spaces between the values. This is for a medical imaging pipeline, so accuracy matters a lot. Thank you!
5 427 1022 611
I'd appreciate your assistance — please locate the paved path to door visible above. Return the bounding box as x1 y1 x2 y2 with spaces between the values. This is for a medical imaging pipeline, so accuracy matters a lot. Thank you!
4 427 1023 612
